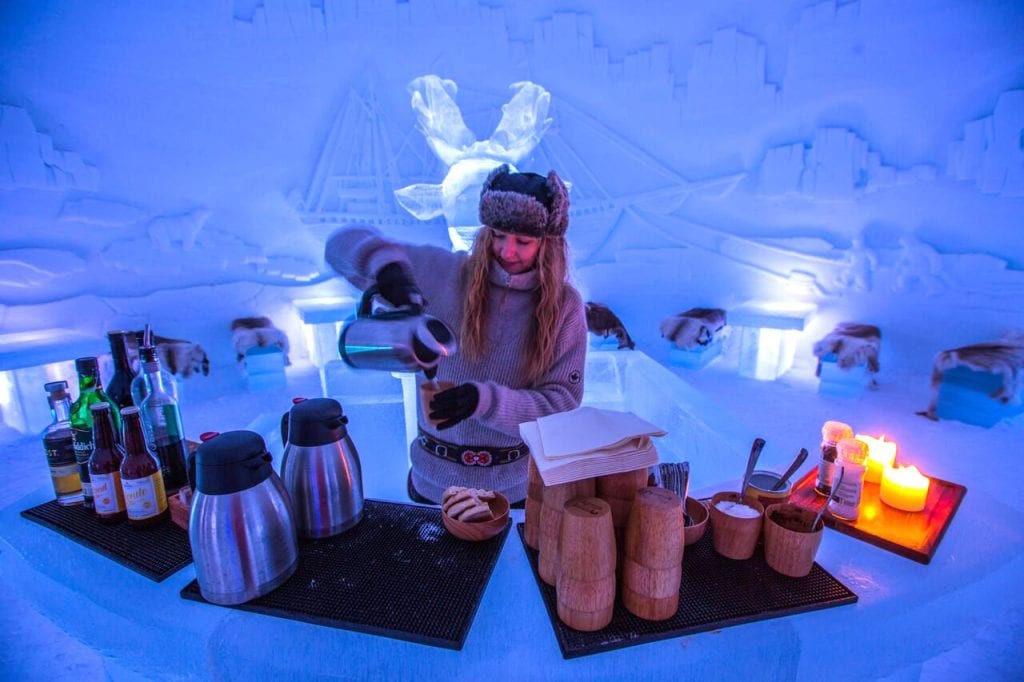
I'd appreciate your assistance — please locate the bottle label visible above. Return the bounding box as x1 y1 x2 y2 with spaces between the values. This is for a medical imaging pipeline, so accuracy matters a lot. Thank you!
828 462 865 520
815 459 835 494
123 473 167 520
45 439 76 467
92 472 126 514
49 463 82 495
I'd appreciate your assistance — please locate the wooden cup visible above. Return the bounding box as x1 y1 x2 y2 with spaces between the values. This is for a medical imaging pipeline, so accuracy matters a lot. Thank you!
538 478 596 586
596 467 649 559
556 497 616 631
524 456 543 550
763 503 824 577
709 492 764 560
621 486 685 620
419 380 456 427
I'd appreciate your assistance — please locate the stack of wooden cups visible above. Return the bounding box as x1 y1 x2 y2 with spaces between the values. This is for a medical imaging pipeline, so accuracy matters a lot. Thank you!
537 478 596 585
595 467 648 570
555 497 616 631
523 457 544 550
621 486 685 621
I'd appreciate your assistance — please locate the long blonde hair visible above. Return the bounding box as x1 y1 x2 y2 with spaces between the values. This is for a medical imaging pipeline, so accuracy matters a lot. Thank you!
460 227 570 385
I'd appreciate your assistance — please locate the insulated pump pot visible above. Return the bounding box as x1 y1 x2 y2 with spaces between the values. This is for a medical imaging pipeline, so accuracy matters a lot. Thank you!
280 397 364 538
189 431 299 606
338 286 457 373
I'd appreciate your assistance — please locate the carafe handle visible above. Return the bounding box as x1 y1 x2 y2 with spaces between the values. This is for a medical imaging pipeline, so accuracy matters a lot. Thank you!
357 285 415 320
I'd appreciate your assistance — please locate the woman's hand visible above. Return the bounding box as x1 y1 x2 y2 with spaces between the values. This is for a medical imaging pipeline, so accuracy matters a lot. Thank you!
376 262 424 313
429 383 479 430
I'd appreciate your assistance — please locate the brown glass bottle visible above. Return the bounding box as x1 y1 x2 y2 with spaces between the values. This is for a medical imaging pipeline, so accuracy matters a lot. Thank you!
88 403 126 524
119 406 168 528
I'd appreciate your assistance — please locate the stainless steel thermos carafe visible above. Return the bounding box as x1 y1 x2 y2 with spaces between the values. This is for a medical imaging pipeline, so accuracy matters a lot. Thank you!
280 397 364 538
189 431 299 606
338 286 457 374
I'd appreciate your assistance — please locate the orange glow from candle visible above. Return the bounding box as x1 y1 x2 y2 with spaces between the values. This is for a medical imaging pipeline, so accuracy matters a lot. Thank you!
879 464 930 512
856 434 897 485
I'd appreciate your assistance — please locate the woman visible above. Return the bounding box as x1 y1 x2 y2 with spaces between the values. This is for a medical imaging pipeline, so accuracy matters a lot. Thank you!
325 164 587 504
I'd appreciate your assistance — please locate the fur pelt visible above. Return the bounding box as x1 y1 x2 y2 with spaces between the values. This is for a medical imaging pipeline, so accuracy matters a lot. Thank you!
128 331 209 378
919 337 1024 419
660 308 727 350
813 322 881 377
231 316 291 365
585 302 635 350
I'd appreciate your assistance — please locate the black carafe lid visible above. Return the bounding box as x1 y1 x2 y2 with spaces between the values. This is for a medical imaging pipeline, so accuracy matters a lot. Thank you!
288 398 348 447
194 430 274 495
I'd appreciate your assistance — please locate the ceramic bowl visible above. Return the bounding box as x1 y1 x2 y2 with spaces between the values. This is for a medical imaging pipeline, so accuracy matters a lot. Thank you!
683 496 709 546
441 492 510 542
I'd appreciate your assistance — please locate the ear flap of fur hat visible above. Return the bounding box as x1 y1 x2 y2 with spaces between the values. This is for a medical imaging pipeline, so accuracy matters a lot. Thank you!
479 163 570 238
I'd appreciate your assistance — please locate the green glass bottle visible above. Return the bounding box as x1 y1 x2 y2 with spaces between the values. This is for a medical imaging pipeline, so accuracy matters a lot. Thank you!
70 356 122 509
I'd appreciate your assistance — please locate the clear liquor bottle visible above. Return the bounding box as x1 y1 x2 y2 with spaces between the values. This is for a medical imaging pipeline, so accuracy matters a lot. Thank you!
119 407 168 528
138 345 189 492
130 338 179 412
88 403 126 524
41 381 83 506
70 357 121 509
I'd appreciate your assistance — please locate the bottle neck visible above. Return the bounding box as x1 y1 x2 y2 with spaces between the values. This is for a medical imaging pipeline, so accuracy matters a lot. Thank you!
143 361 168 392
92 409 117 449
51 397 72 424
78 372 100 393
109 335 134 374
122 411 148 457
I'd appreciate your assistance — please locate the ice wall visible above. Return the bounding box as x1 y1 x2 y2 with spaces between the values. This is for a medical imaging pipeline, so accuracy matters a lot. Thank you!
0 0 1022 412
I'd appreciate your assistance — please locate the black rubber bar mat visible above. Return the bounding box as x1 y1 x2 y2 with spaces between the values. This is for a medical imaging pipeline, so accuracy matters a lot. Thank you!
180 499 510 650
518 523 857 659
20 500 192 582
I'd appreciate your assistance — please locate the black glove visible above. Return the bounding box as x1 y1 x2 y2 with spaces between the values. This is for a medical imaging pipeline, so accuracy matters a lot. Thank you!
429 383 479 430
375 262 424 313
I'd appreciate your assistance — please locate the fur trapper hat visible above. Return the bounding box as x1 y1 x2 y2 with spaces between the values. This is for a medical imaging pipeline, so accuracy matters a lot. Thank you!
478 164 569 238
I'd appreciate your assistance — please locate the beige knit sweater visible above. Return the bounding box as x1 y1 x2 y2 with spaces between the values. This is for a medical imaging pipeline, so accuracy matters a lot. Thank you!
325 226 587 503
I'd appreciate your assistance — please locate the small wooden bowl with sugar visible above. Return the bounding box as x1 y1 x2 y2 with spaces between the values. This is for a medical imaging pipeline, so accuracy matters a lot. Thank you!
441 486 510 542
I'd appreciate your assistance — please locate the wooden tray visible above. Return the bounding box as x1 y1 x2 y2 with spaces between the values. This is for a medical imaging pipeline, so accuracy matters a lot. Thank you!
788 469 966 564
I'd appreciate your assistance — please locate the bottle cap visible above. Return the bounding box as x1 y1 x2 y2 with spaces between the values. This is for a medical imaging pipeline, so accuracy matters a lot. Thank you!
822 420 853 443
837 437 869 463
89 403 111 413
75 357 99 375
121 406 140 417
44 380 68 401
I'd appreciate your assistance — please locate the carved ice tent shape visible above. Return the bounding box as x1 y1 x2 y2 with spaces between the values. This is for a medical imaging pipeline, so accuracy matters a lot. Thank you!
300 85 445 229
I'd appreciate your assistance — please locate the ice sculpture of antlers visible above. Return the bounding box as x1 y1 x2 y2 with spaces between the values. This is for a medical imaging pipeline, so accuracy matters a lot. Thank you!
394 75 553 250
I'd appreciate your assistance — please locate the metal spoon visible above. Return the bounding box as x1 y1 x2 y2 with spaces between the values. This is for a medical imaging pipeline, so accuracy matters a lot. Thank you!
772 448 809 491
810 468 844 532
741 438 766 496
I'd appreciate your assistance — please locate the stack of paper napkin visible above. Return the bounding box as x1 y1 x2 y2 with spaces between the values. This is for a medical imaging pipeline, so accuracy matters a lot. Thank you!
520 406 666 486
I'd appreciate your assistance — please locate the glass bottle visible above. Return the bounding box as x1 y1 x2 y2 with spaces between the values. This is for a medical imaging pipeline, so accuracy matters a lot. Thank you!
88 403 126 524
130 333 179 408
119 407 168 528
105 330 138 411
828 438 870 521
815 420 853 497
41 381 83 506
138 346 189 492
70 357 122 509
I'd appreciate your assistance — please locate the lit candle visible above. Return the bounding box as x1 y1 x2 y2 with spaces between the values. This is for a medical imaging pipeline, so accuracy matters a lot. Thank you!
879 465 930 512
856 434 898 485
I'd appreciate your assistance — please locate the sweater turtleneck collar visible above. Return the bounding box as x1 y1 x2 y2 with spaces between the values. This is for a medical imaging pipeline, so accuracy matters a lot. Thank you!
489 260 540 291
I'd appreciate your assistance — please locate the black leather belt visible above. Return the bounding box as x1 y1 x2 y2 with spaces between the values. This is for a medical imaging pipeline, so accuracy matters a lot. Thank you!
417 428 528 467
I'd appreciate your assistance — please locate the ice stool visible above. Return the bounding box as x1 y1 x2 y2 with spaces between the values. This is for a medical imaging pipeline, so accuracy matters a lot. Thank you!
922 339 1024 427
661 307 728 370
812 322 881 397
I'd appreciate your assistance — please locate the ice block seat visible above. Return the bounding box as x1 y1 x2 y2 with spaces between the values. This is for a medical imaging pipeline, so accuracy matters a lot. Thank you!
0 328 104 434
729 302 816 381
242 346 287 391
812 322 881 397
922 339 1024 427
660 307 727 370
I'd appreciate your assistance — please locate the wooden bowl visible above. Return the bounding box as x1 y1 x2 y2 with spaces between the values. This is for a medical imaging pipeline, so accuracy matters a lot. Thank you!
441 492 510 542
683 496 709 546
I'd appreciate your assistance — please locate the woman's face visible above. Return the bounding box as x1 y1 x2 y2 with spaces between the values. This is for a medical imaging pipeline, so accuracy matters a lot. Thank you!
491 229 542 274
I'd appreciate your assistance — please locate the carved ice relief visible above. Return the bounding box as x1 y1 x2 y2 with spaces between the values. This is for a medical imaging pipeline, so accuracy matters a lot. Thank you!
947 89 1024 197
0 105 99 192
